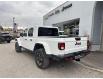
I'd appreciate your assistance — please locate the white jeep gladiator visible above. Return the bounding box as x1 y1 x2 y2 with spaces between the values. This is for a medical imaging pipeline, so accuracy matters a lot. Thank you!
15 26 89 69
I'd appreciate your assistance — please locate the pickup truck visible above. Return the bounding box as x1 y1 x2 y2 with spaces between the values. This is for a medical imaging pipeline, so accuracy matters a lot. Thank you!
15 26 89 69
0 32 13 43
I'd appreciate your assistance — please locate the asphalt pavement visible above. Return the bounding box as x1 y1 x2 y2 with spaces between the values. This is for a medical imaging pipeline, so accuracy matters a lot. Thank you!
81 51 103 70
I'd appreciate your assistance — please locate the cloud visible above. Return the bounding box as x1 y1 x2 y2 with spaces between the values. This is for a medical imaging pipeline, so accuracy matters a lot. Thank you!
38 1 54 8
0 1 65 28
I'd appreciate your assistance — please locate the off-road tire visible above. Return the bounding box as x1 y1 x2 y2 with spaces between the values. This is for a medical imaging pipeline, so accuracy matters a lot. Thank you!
75 58 80 61
0 37 3 44
0 39 2 44
7 40 10 43
34 48 50 69
15 42 22 53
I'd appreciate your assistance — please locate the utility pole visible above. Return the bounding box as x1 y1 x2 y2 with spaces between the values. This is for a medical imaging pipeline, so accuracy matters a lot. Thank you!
13 17 15 25
13 17 18 33
13 17 18 38
13 17 15 33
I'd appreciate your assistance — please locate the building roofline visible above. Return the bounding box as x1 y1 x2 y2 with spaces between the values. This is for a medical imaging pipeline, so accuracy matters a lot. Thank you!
43 1 69 17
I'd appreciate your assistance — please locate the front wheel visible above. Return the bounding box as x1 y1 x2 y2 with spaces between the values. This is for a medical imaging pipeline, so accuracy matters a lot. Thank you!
15 42 22 53
34 48 50 69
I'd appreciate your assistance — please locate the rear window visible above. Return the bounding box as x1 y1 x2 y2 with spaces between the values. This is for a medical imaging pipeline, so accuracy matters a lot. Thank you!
38 27 59 36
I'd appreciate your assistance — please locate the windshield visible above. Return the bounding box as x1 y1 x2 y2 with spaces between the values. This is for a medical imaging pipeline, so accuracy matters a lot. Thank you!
38 27 59 36
0 33 9 35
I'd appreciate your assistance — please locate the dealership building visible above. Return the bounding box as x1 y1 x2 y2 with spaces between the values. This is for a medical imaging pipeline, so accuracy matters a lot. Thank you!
43 1 103 51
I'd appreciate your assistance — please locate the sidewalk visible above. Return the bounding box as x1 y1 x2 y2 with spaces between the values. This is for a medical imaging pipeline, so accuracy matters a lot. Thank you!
81 51 103 70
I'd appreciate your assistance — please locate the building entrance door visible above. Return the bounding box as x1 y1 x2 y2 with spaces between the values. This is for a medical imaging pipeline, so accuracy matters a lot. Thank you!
100 23 103 51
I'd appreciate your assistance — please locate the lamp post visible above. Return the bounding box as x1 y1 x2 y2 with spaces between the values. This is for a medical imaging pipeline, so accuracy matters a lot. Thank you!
13 17 15 33
13 17 18 33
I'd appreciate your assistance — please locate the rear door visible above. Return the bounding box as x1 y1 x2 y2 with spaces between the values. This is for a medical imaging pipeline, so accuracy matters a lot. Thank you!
21 28 28 48
26 28 35 50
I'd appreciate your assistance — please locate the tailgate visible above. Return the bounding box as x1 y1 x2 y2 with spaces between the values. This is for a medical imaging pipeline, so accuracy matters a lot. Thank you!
63 37 87 54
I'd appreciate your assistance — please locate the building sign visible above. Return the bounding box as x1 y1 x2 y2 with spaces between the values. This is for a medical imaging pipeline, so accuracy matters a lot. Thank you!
55 10 60 14
49 13 54 17
45 3 72 20
62 3 72 11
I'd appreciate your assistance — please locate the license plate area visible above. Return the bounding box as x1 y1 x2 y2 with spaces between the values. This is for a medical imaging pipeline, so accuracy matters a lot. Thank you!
75 41 81 45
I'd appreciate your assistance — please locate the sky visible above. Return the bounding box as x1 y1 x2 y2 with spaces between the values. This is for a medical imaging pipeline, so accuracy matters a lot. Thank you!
0 1 65 28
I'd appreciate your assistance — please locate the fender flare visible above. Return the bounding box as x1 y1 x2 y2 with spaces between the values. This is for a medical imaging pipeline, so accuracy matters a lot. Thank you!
34 42 51 54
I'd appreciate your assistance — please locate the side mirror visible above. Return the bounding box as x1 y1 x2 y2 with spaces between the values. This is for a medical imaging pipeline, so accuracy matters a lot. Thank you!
20 33 23 37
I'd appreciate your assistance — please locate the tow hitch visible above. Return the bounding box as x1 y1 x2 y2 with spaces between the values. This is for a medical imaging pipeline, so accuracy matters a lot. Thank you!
65 55 81 61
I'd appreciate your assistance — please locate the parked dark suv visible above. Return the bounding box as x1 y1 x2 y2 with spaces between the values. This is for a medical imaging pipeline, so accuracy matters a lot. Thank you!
0 32 13 43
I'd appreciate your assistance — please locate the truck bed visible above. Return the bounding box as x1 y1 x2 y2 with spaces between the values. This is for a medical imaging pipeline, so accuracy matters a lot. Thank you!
35 37 87 56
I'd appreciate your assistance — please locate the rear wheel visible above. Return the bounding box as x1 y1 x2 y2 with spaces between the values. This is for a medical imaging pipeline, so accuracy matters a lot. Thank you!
75 58 80 61
7 40 10 43
15 42 22 53
0 39 2 44
34 48 50 69
0 37 3 44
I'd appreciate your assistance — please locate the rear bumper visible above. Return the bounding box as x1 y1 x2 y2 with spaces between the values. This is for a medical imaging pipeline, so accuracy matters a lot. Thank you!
48 50 89 60
61 50 89 58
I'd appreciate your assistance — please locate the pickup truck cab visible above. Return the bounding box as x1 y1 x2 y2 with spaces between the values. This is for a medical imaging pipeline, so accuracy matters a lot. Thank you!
15 26 89 69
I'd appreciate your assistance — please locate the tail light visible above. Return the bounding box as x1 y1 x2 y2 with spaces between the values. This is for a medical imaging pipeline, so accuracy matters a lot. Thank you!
58 42 65 50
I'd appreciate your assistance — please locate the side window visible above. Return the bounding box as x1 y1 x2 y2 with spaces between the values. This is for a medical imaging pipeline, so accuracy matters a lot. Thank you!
23 29 27 37
28 28 33 37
